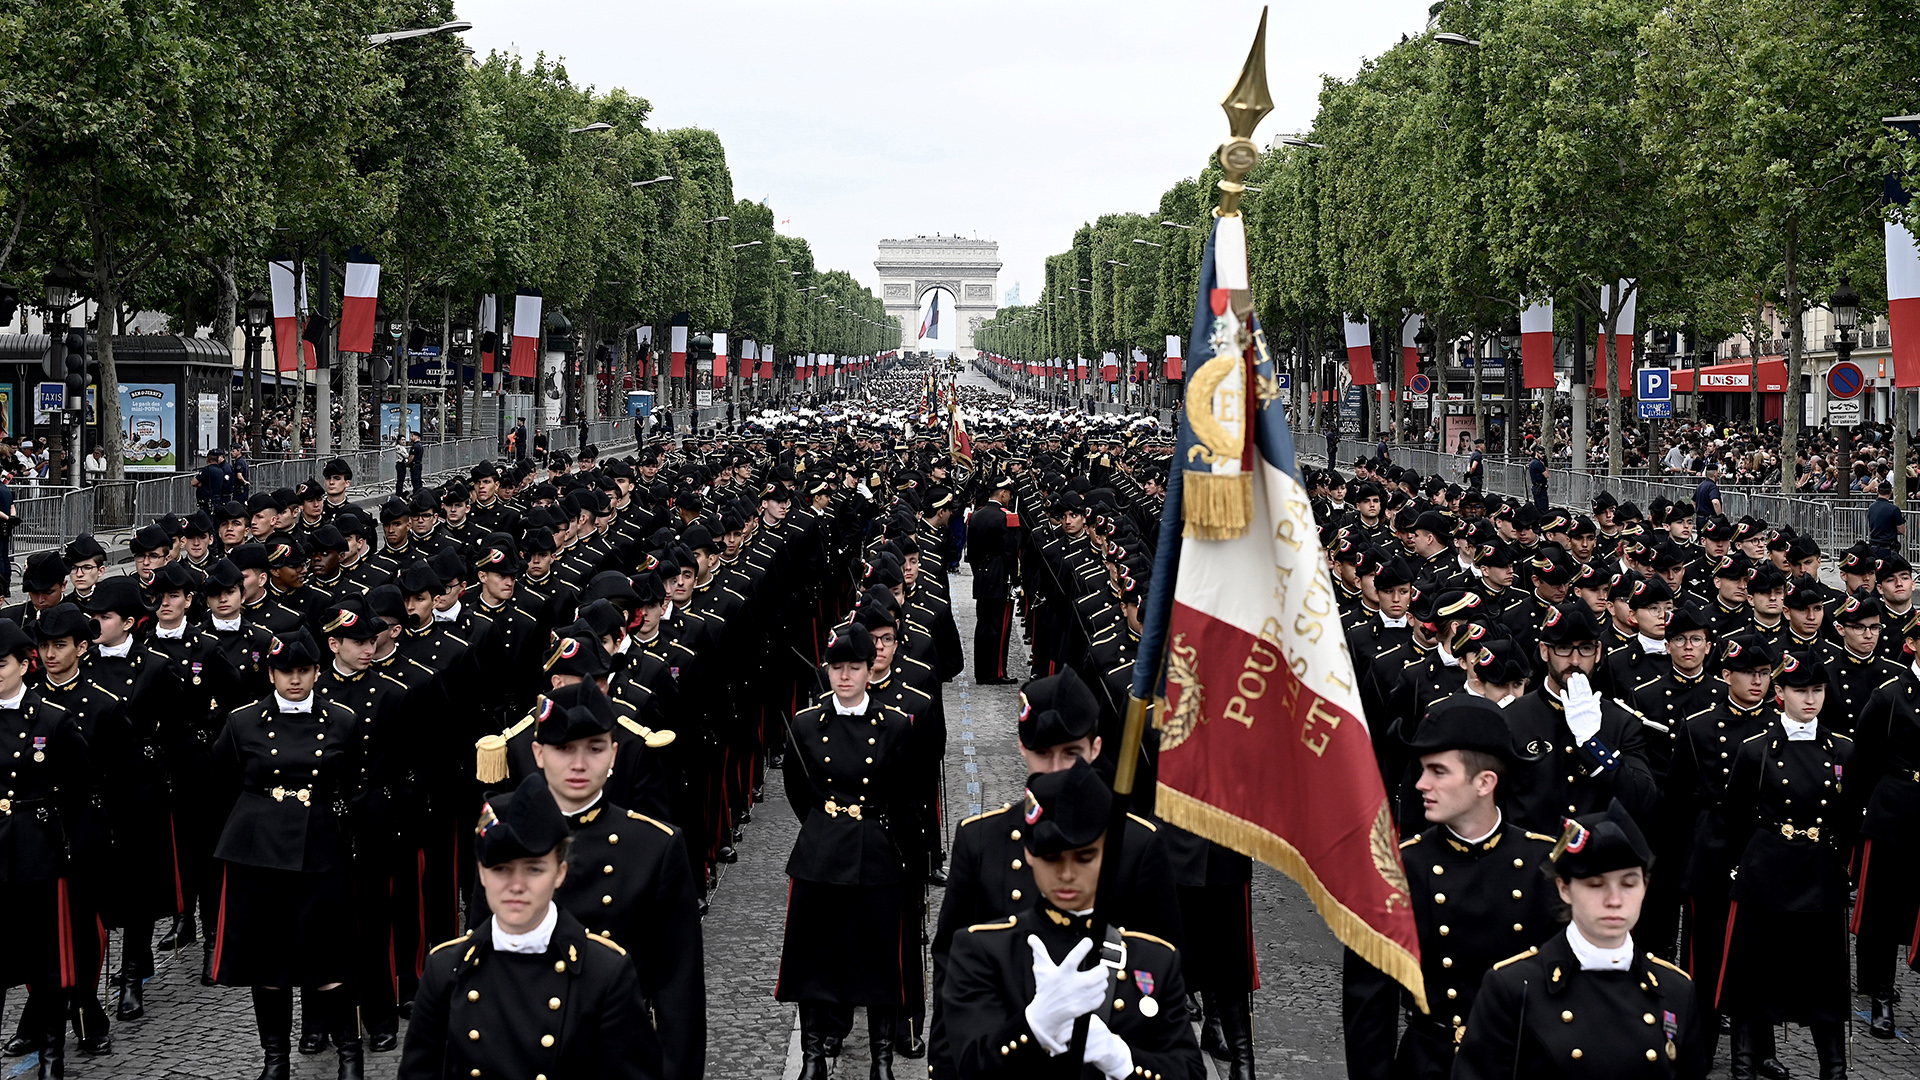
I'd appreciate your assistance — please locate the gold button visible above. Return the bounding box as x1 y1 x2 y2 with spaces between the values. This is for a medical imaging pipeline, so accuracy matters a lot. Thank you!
1438 925 1450 936
865 757 873 764
541 1034 555 1048
1513 858 1524 868
1113 998 1125 1010
1647 1050 1659 1061
467 990 479 1001
554 961 567 972
1447 989 1457 999
470 1071 480 1078
602 895 612 905
550 998 562 1010
1434 893 1446 904
1012 859 1022 869
1644 1013 1656 1024
1512 889 1523 899
1011 890 1022 900
1571 1049 1582 1060
824 757 831 763
468 1030 480 1041
1432 865 1444 875
604 865 613 874
1011 830 1022 840
1442 957 1453 968
1562 1011 1573 1022
609 834 619 845
1513 923 1524 932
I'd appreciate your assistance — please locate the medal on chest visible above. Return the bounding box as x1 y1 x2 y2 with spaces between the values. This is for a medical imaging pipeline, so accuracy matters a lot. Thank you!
32 736 45 763
1134 970 1158 1017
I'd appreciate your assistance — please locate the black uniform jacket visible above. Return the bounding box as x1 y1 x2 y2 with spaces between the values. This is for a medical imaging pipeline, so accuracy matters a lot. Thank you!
0 690 86 882
400 907 660 1080
1501 686 1659 835
782 696 913 886
1454 930 1707 1080
211 697 360 873
941 902 1205 1080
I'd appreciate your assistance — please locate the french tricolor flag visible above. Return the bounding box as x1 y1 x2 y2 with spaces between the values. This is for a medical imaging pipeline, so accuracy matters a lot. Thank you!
1520 298 1554 389
740 339 757 380
1401 314 1424 386
712 332 729 384
670 325 688 379
759 344 774 380
269 259 303 372
338 251 380 354
1344 315 1374 385
1165 334 1183 381
510 290 542 378
479 295 497 375
1888 218 1920 387
1594 280 1636 397
1101 351 1119 383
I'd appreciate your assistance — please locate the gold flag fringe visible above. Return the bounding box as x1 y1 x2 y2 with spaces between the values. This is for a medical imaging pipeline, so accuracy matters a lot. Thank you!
1181 470 1254 540
1157 783 1430 1015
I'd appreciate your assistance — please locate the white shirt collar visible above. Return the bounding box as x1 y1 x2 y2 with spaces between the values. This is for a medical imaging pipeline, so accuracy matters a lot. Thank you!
1380 616 1408 629
1636 633 1668 655
212 616 243 632
96 638 133 659
273 692 313 714
1566 925 1635 971
0 686 24 710
832 693 870 716
155 623 186 640
1437 643 1461 668
433 600 462 623
1446 809 1503 847
1781 716 1819 742
490 902 559 955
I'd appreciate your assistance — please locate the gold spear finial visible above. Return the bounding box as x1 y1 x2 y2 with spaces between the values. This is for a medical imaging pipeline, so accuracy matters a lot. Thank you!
1216 7 1272 217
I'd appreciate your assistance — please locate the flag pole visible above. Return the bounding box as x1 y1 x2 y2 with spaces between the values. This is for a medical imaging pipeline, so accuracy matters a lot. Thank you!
1064 10 1270 1073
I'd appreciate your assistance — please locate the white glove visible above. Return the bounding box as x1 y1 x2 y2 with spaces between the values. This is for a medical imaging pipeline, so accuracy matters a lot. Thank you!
1023 935 1107 1054
1563 672 1603 745
1084 1014 1135 1080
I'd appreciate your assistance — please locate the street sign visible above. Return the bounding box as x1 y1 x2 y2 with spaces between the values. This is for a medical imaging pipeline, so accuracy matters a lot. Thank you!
1276 371 1291 389
1636 367 1672 401
1408 374 1432 394
1827 361 1865 400
37 382 64 413
1828 398 1863 426
1637 401 1673 419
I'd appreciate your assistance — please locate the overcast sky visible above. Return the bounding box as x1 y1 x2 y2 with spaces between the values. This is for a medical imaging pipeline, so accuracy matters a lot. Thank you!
454 0 1428 317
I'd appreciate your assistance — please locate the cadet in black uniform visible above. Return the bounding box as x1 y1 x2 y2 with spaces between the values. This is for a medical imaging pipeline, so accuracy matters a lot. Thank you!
966 476 1020 684
1454 799 1707 1080
401 773 660 1080
777 625 915 1080
207 628 364 1080
1716 651 1855 1080
939 761 1205 1080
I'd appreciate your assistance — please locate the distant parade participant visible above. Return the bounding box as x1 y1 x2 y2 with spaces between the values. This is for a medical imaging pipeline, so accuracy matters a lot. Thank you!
1453 800 1706 1080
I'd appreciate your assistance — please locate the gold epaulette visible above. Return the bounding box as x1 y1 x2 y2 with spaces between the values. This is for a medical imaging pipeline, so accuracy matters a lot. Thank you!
1646 955 1692 980
1126 812 1158 833
1119 930 1176 950
586 931 627 956
1741 729 1771 743
1682 706 1717 722
1400 834 1424 850
1524 832 1558 844
626 809 676 835
429 932 473 955
1492 947 1538 971
968 917 1018 933
618 716 676 748
905 685 932 702
961 804 1011 826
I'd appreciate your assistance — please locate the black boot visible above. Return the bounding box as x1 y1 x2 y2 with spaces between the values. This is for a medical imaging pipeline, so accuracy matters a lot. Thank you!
868 1008 897 1080
252 988 292 1080
1200 993 1229 1061
795 1005 832 1080
1869 991 1895 1039
70 994 110 1056
4 990 46 1056
1811 1022 1847 1080
35 1032 62 1080
1214 992 1255 1080
322 987 364 1080
157 912 197 951
894 1010 926 1059
115 977 143 1023
1730 1020 1759 1080
1754 1022 1792 1080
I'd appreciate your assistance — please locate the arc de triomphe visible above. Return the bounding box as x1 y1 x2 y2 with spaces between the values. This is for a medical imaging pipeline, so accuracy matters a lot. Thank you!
875 235 1001 352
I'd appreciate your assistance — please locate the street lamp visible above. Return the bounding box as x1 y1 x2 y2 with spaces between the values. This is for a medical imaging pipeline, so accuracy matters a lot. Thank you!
701 216 730 225
1105 260 1129 267
367 19 472 45
44 266 80 311
730 241 763 250
1133 238 1163 248
244 292 270 433
567 122 615 134
1434 32 1483 47
1832 274 1862 470
1276 136 1325 149
630 175 674 187
1160 221 1193 230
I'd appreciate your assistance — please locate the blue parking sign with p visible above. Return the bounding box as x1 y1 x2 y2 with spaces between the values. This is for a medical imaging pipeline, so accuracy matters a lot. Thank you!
1636 368 1671 402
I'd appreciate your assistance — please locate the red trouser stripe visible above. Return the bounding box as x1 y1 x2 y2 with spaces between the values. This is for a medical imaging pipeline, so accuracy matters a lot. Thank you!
1715 900 1739 1010
55 878 75 988
209 865 230 981
169 812 186 912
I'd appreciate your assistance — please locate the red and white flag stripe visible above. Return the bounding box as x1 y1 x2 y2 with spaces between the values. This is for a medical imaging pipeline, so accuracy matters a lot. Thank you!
1344 316 1374 385
1888 220 1920 387
510 291 543 378
1520 298 1554 389
339 257 380 354
670 325 688 379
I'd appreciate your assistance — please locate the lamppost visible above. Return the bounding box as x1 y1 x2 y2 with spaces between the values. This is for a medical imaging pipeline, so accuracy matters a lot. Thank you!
1831 275 1861 475
244 292 270 439
1414 323 1436 446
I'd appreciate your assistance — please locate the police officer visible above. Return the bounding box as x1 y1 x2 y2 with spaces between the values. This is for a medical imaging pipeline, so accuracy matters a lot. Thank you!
401 773 660 1080
1454 799 1706 1080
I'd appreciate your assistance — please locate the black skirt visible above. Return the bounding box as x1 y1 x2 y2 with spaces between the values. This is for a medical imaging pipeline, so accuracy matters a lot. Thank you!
1177 882 1260 993
775 879 903 1006
0 877 83 989
1718 902 1849 1023
209 861 353 988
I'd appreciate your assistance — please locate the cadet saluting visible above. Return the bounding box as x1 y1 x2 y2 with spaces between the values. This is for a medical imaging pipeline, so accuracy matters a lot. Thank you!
1454 799 1706 1080
401 773 659 1080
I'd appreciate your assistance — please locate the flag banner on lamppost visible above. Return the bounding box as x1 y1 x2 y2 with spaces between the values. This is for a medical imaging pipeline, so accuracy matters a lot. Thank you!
634 325 652 377
1887 219 1920 387
1133 347 1150 382
1136 211 1426 1015
480 294 498 375
1343 315 1375 385
712 332 729 386
510 290 542 378
1594 280 1636 397
1101 351 1120 383
670 324 688 379
740 338 756 380
1166 334 1184 381
339 250 381 354
1401 314 1424 387
759 344 775 380
1520 298 1554 389
269 258 304 372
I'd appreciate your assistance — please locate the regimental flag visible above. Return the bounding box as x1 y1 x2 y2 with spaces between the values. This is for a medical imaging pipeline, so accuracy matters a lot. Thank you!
712 332 730 385
339 250 381 354
1594 280 1637 397
1166 334 1184 381
510 290 543 378
1400 314 1424 387
950 401 972 467
1520 298 1554 389
670 324 689 379
920 292 940 340
480 295 499 376
1134 213 1426 1013
1343 316 1375 385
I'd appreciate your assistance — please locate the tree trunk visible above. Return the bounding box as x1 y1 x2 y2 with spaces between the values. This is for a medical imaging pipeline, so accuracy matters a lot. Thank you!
1781 220 1801 496
96 278 125 481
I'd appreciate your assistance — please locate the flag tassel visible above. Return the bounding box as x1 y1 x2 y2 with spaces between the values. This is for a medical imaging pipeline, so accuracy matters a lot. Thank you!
1180 470 1254 540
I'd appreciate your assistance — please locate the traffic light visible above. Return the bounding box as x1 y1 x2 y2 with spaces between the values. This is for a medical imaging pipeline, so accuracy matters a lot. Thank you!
64 329 93 403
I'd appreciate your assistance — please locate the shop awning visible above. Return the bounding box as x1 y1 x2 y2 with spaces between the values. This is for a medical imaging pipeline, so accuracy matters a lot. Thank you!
1669 359 1787 393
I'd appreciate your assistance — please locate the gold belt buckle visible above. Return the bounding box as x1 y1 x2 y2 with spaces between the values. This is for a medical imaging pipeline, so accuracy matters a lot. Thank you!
845 804 863 821
823 800 840 817
271 787 287 802
1806 826 1819 841
295 789 311 805
0 798 11 814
